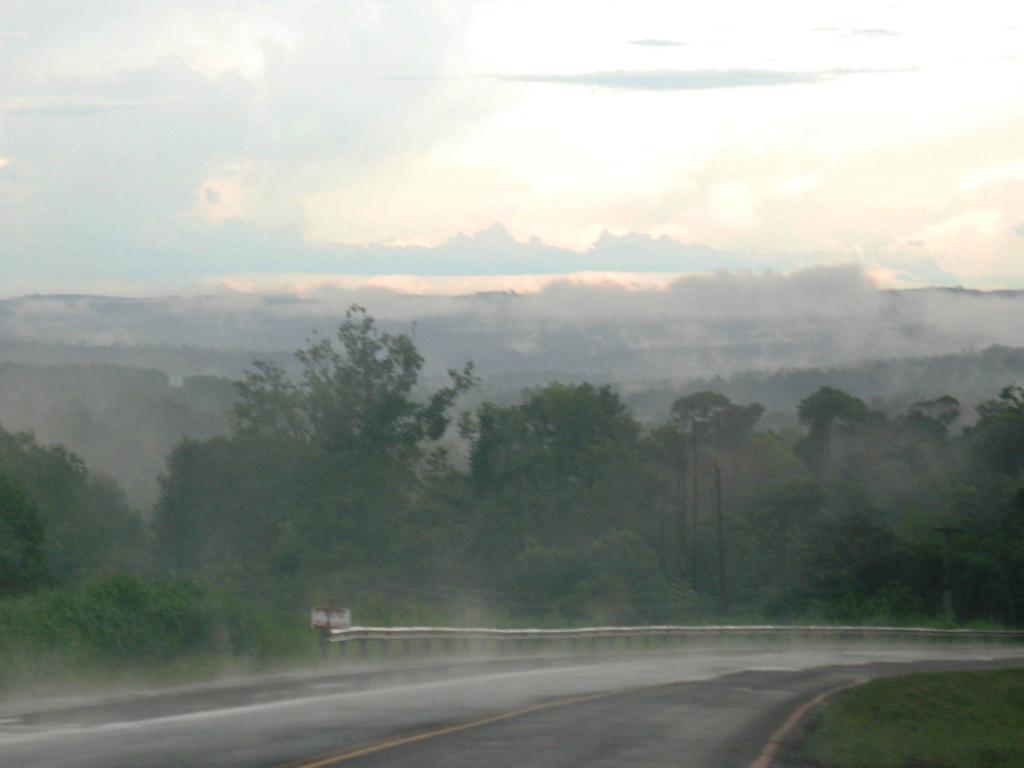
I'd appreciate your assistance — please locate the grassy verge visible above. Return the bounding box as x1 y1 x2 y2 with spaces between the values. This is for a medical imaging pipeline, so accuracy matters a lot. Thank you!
0 575 319 699
799 668 1024 768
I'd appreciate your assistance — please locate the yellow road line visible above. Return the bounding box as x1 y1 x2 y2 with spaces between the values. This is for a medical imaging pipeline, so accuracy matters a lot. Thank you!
281 676 861 768
277 690 613 768
748 681 861 768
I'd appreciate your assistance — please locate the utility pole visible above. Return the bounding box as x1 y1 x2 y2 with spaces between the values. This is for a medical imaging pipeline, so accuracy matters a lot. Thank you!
690 431 700 590
714 462 727 615
933 527 963 623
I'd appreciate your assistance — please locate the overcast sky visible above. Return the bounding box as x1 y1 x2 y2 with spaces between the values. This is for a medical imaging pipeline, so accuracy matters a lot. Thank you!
1 0 1022 294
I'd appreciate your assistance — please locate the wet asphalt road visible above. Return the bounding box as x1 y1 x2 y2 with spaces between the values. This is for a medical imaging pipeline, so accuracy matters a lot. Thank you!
2 645 1022 767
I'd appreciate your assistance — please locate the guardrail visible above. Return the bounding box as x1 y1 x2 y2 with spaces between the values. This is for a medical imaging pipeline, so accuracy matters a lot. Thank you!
329 624 1024 655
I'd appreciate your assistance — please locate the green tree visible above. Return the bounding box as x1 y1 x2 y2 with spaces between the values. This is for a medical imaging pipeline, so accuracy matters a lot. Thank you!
642 423 688 577
232 305 475 457
156 307 476 605
746 479 824 597
669 392 763 586
0 473 48 596
796 386 870 477
464 383 653 609
468 383 640 494
971 386 1024 478
0 428 144 583
906 395 961 437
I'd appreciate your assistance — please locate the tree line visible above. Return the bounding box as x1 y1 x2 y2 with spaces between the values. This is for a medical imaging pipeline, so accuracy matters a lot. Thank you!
3 305 1023 627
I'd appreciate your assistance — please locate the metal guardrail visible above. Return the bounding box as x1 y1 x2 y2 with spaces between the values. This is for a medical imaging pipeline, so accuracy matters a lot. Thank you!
331 624 1024 644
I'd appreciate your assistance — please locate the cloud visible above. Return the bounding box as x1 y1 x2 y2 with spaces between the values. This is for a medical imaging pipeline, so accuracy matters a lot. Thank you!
628 39 686 47
497 68 901 91
813 27 900 38
0 3 480 279
959 161 1024 191
851 28 899 37
0 56 252 267
0 96 152 116
0 1 1018 291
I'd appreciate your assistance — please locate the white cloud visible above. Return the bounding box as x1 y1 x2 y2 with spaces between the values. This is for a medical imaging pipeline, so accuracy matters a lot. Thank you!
497 68 899 91
775 173 822 198
0 0 1022 288
960 161 1024 191
921 209 1004 240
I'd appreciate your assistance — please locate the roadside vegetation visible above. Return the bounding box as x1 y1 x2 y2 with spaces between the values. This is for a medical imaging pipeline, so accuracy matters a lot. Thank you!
2 305 1023 694
800 669 1024 768
0 576 314 694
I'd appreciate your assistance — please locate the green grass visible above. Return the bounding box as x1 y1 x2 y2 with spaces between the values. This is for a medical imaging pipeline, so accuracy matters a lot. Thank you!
0 575 319 698
800 668 1024 768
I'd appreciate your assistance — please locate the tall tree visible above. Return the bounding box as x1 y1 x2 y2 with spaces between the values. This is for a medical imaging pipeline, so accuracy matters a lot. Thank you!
0 473 47 597
233 305 475 458
670 392 763 585
643 424 687 577
156 307 475 602
907 395 961 437
796 386 869 477
971 386 1024 479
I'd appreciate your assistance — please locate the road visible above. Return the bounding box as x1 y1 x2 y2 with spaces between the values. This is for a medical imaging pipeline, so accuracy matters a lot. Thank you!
2 644 1022 767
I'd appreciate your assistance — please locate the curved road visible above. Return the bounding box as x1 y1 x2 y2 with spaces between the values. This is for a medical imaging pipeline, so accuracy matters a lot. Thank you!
2 644 1022 767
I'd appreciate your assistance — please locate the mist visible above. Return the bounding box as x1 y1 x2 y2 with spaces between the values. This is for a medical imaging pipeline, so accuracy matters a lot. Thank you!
3 266 1023 383
2 265 1023 510
3 3 1024 764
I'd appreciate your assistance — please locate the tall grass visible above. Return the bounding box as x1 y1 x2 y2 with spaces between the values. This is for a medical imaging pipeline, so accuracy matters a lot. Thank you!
0 575 315 696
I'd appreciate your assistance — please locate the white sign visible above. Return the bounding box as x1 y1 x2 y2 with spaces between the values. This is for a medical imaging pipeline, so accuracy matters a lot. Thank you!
311 607 352 630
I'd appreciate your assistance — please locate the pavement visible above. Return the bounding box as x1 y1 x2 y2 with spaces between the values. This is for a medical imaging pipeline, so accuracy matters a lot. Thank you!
1 643 1022 767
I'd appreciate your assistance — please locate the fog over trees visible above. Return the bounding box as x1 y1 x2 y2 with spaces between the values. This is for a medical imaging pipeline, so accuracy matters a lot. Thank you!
1 270 1023 510
3 3 1022 719
2 268 1023 380
3 305 1021 632
1 340 1022 511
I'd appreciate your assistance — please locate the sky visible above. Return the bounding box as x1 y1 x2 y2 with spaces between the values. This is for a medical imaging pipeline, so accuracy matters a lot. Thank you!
0 0 1022 295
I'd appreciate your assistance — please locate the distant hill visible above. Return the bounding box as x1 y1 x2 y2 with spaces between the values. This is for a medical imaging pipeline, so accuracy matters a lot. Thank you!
2 278 1024 383
2 278 1024 509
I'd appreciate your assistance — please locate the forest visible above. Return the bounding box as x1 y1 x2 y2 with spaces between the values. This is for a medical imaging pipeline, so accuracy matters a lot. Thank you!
2 306 1024 683
3 336 1024 511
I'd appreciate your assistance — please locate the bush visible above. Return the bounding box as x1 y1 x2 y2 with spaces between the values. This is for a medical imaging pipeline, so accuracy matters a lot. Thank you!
0 575 313 692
